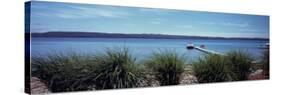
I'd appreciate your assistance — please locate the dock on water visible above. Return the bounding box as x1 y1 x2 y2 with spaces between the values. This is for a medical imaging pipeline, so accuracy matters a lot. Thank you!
194 46 223 55
186 44 223 55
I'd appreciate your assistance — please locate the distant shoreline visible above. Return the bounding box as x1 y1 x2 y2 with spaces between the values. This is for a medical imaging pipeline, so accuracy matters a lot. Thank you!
28 31 269 40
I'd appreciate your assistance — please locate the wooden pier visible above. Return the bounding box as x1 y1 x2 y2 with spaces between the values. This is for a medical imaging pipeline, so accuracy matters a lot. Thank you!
186 44 223 55
194 46 223 55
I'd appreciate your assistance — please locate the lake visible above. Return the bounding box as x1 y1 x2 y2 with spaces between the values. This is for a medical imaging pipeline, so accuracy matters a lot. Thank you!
31 37 269 63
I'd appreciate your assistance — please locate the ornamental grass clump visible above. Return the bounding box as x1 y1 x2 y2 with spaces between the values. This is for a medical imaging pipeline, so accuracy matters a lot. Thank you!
226 50 253 81
192 54 235 83
145 51 185 86
93 48 144 89
32 53 97 92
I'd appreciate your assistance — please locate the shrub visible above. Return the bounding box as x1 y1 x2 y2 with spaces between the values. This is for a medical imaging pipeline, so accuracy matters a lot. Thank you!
145 51 185 86
192 54 234 83
32 53 97 92
226 50 253 80
93 48 144 89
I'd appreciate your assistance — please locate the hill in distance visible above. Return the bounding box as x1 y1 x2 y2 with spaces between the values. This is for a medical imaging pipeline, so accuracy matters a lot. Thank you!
29 31 269 40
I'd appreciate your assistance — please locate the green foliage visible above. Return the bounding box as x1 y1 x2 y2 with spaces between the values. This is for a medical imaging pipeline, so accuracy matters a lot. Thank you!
32 49 144 92
145 51 185 85
93 48 144 89
31 48 260 92
226 50 253 80
193 50 254 83
192 54 234 83
32 53 97 92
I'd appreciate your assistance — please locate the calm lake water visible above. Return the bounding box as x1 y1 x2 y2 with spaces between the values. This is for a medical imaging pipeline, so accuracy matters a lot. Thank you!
31 38 269 63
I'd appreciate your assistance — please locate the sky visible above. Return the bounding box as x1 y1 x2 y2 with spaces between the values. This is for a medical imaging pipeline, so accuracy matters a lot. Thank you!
29 1 269 38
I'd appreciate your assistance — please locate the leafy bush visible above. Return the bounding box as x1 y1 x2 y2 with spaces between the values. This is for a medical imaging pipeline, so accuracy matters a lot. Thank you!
192 54 234 83
32 53 97 92
93 48 144 89
226 50 253 80
145 51 185 85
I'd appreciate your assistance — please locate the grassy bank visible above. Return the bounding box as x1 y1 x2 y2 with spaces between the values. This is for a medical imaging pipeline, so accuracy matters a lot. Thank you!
31 48 269 93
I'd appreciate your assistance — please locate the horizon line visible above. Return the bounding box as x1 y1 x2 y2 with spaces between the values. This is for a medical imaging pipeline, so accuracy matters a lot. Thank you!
30 31 269 39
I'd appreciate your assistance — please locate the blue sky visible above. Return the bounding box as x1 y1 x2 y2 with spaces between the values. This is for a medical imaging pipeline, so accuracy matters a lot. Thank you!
29 1 269 38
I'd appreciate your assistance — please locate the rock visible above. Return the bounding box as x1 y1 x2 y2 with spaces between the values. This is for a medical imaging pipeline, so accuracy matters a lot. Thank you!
180 66 198 85
180 72 198 85
144 73 160 87
248 69 268 80
30 77 49 94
